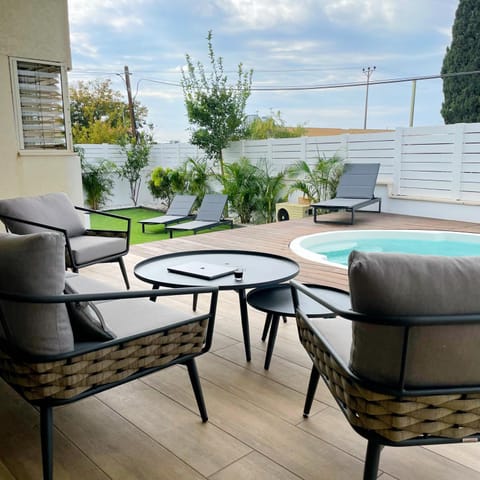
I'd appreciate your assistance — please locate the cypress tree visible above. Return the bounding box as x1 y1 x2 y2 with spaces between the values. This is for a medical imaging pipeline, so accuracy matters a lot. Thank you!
441 0 480 123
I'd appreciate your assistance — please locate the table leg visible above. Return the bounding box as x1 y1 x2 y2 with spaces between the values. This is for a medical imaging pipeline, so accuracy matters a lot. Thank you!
237 289 251 362
261 313 272 341
264 314 280 370
149 282 160 302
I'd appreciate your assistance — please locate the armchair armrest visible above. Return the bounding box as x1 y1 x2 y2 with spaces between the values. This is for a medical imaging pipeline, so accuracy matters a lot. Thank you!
76 206 131 238
0 285 219 362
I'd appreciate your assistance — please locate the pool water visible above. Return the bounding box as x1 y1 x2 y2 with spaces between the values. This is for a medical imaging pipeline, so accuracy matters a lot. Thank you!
290 230 480 267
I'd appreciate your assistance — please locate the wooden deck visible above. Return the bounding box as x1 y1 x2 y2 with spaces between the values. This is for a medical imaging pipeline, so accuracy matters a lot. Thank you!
3 211 480 479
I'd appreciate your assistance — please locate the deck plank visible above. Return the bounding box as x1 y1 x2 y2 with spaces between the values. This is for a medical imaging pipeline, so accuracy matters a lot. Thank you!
3 212 480 479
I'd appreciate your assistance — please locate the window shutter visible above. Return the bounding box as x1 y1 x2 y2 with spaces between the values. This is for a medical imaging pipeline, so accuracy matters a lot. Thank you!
16 61 67 150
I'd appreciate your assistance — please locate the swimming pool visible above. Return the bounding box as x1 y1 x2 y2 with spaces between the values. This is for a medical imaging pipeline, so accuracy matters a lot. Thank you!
289 230 480 268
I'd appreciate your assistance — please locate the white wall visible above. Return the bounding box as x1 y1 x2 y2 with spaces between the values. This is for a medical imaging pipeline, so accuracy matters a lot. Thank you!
0 0 82 204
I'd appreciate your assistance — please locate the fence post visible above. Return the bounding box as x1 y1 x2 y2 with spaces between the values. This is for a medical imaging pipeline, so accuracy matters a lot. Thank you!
451 123 465 201
392 127 403 196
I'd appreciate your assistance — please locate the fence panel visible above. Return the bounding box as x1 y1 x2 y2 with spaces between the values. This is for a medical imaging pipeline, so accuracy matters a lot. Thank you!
78 123 480 208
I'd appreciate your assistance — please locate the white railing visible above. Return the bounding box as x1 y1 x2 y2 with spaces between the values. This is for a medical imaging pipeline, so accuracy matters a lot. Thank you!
77 123 480 218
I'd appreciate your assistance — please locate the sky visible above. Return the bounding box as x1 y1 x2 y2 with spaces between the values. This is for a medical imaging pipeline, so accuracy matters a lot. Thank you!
67 0 460 143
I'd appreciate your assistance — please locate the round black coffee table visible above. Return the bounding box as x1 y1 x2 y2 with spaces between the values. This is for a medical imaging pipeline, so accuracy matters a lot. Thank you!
134 250 300 362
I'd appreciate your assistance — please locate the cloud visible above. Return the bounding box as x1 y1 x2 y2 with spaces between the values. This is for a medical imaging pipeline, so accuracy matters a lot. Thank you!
322 0 453 33
68 0 146 30
208 0 314 30
70 32 98 58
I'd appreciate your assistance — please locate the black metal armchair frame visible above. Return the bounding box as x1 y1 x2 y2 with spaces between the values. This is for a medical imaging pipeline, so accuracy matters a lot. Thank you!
0 206 131 288
290 280 480 480
0 285 218 480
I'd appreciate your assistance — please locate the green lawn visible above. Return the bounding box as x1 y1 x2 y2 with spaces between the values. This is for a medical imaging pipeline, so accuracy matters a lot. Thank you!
89 207 234 245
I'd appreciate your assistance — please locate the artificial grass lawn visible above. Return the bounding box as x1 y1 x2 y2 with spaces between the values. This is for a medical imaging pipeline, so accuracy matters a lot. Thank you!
89 207 234 245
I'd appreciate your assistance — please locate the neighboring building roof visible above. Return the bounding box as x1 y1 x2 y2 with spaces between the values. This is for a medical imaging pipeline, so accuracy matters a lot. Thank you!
302 127 393 136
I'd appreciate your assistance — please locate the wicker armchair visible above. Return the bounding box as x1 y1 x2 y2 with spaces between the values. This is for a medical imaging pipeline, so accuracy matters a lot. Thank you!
0 192 131 288
291 250 480 480
0 231 218 480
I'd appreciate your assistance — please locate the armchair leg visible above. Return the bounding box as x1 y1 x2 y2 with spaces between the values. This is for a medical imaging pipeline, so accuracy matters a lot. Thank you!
40 405 53 480
303 365 320 417
186 359 208 422
363 441 383 480
117 257 130 289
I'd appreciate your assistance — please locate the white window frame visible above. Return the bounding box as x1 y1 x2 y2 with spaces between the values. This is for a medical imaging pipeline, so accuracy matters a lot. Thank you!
10 57 72 151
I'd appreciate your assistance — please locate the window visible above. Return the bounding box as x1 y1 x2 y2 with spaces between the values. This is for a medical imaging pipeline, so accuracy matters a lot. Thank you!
12 59 69 150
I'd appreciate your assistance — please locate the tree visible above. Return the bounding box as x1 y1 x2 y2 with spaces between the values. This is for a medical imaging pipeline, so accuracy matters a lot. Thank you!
441 0 480 123
70 79 148 144
245 111 306 139
117 132 154 206
181 31 253 176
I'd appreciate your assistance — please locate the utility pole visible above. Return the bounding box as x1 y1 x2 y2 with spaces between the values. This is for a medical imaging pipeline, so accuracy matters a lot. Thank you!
362 66 376 129
409 79 417 127
124 65 138 142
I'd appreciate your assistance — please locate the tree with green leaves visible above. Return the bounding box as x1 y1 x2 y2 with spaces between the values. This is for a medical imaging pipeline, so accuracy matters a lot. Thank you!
70 79 149 144
181 31 253 176
441 0 480 123
117 131 154 206
245 111 306 139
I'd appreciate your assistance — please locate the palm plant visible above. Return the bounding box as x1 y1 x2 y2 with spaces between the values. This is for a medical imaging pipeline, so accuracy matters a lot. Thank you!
288 153 344 202
217 157 263 224
184 157 213 207
256 159 288 223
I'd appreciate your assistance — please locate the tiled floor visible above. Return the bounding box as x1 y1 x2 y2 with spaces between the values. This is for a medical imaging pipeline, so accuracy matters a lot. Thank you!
2 211 480 479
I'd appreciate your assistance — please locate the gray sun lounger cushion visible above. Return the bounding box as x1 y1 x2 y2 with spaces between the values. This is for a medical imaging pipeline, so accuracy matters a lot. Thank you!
138 195 196 232
311 163 381 224
166 194 232 238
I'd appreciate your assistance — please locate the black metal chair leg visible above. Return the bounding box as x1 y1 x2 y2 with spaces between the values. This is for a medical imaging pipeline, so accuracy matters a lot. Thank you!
118 257 130 289
264 314 280 370
40 405 53 480
186 359 208 422
303 365 320 417
261 313 273 341
363 441 383 480
192 293 198 311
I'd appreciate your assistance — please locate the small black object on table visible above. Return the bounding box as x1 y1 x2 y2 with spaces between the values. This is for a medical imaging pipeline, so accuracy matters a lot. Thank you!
247 284 351 370
134 250 299 362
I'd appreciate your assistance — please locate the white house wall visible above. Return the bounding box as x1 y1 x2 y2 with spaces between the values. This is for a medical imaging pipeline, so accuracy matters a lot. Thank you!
0 0 82 205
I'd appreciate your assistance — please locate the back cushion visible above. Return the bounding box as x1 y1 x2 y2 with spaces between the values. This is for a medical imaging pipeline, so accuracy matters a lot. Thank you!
0 232 74 355
348 250 480 387
0 192 86 237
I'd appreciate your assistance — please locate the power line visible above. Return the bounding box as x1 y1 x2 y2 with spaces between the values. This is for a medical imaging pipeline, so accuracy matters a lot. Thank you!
68 68 480 95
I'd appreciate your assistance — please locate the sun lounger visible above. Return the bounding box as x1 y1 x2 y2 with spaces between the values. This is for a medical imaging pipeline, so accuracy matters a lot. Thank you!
138 194 196 232
166 194 233 238
311 163 381 224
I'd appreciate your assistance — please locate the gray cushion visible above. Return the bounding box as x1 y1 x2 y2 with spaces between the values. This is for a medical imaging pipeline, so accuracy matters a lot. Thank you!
95 298 196 339
67 235 127 265
64 281 115 341
348 250 480 387
0 232 74 355
0 192 86 237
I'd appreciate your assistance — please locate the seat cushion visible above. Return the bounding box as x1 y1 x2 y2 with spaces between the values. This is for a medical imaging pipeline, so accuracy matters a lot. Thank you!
0 232 74 355
68 235 127 265
348 250 480 387
96 298 197 339
0 192 86 237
